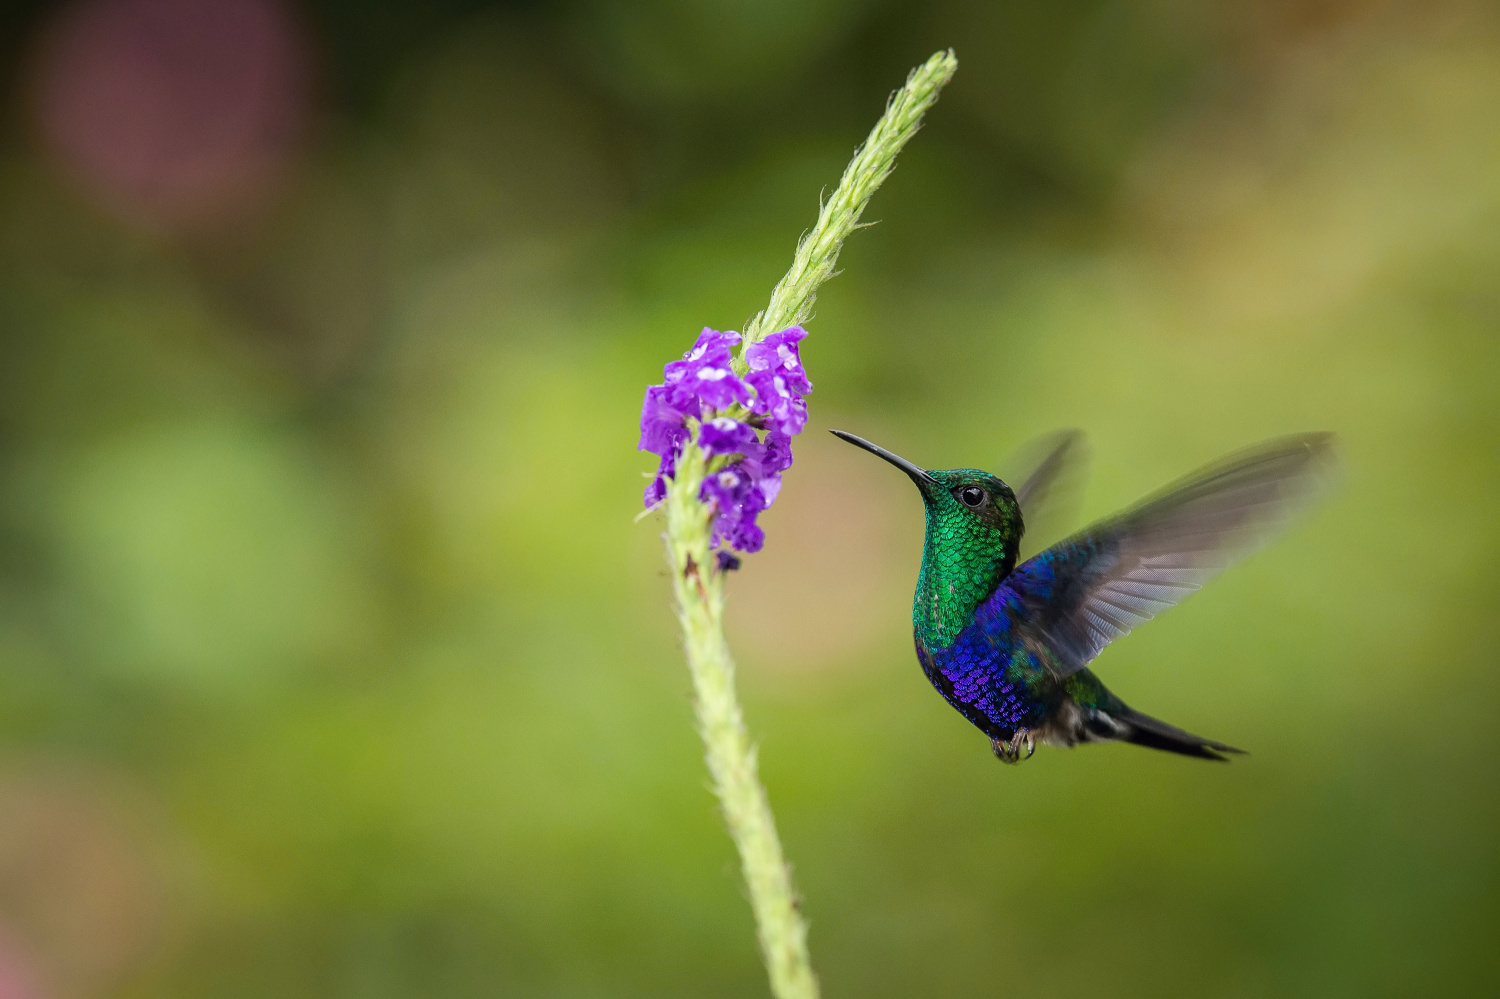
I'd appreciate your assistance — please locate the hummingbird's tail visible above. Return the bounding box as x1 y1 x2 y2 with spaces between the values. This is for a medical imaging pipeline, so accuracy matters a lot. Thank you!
1108 705 1245 762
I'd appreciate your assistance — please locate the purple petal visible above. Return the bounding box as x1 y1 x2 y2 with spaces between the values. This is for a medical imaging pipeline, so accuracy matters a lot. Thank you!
744 326 812 395
700 462 770 554
746 370 809 436
744 326 805 369
756 473 782 507
644 450 677 507
682 327 741 365
735 430 791 482
702 465 747 502
660 327 759 417
639 384 690 456
664 328 739 389
724 517 765 554
663 360 754 416
645 476 667 507
698 417 758 456
761 430 794 475
683 365 754 412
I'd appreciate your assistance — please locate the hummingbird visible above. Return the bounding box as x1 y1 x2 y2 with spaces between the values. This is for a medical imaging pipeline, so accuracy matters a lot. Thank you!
831 429 1337 763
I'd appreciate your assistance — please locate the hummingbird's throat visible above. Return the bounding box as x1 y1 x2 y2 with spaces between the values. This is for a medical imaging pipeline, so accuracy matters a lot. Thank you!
912 526 1015 648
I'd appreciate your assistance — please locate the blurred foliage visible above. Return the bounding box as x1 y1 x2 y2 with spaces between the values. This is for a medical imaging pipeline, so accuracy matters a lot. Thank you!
0 0 1497 997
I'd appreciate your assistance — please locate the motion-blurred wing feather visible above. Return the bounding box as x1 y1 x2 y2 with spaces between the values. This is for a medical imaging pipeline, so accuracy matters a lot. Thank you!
1008 429 1091 561
1008 433 1339 677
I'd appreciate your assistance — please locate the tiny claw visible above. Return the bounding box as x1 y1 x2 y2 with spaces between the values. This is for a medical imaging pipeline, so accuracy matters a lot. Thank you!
990 728 1034 765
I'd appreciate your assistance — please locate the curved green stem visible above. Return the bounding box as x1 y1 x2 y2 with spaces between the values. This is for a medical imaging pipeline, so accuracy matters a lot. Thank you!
743 51 958 348
663 50 957 999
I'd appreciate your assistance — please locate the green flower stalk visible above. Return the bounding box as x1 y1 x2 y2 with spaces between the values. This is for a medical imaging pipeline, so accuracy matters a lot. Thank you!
743 51 959 348
643 50 957 999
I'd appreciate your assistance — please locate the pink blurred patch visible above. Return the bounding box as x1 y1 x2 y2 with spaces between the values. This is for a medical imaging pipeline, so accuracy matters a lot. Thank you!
31 0 312 231
0 770 165 998
0 934 42 999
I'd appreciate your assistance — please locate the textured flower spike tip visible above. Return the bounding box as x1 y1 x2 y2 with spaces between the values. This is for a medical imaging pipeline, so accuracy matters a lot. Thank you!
639 324 810 558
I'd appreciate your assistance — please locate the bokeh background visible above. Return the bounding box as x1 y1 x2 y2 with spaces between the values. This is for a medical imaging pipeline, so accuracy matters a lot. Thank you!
0 0 1496 995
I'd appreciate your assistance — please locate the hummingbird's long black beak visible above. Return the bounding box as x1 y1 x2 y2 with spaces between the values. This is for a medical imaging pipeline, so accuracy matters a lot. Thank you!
829 430 935 488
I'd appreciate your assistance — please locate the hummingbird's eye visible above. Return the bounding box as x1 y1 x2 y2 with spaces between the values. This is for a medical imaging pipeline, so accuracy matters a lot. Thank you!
958 485 986 508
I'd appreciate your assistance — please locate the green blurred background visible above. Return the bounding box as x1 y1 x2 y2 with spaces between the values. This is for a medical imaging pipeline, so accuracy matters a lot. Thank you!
0 0 1496 995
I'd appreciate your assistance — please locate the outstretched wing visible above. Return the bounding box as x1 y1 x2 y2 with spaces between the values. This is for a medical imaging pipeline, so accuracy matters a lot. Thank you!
1006 433 1339 678
1007 430 1091 562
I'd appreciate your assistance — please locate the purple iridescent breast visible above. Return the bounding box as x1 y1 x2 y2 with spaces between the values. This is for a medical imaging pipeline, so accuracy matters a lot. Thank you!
917 608 1047 737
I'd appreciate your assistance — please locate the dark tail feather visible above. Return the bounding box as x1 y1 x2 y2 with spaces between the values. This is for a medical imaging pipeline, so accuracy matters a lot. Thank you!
1116 707 1245 762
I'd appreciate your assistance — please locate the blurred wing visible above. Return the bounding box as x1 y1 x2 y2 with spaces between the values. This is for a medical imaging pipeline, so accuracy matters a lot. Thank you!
1008 433 1339 678
1007 429 1091 562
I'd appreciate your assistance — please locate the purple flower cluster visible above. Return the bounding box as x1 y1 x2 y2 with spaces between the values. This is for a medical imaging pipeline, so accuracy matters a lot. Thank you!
639 325 812 555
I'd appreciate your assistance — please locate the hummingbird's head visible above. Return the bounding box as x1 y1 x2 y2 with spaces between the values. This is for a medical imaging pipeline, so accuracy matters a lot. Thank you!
922 466 1020 537
831 430 1025 644
829 430 1023 561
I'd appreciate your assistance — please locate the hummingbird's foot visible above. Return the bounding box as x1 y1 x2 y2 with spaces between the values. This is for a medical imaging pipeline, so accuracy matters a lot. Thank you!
990 728 1035 765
